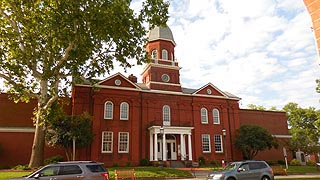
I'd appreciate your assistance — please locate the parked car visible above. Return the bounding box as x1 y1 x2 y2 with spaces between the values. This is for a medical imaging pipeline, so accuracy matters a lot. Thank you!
10 161 109 180
206 160 274 180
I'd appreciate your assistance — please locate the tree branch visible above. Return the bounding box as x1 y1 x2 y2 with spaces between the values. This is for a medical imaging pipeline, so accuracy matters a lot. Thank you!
0 73 39 99
0 7 26 52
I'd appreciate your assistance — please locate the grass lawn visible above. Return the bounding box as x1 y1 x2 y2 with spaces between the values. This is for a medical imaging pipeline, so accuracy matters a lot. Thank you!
0 171 31 180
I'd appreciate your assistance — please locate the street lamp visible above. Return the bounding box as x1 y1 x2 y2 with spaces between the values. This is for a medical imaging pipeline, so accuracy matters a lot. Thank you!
160 126 164 161
222 128 228 164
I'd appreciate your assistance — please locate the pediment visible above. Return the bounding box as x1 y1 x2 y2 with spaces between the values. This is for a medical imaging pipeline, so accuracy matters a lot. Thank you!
193 83 226 97
96 73 140 89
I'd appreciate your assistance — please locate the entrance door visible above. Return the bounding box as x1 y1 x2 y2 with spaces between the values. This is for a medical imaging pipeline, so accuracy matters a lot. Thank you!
157 136 177 160
166 140 177 160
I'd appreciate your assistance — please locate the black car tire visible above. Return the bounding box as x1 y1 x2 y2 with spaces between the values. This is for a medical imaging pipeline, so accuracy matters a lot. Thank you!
261 176 270 180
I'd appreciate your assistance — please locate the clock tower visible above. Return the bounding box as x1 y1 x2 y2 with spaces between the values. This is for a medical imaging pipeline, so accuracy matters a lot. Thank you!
142 26 182 92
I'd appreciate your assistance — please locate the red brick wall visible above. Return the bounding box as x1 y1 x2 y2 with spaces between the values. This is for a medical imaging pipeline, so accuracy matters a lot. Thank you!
0 132 65 167
239 109 292 162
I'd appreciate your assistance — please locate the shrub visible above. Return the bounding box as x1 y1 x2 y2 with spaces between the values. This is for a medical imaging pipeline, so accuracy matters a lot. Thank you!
290 159 301 166
140 158 149 166
277 160 285 165
198 156 205 166
126 161 131 167
210 160 218 167
307 161 316 166
12 164 30 170
266 161 276 166
44 155 63 165
112 162 119 167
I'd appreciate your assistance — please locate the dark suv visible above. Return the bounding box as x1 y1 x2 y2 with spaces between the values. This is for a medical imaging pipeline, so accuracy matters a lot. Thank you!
11 161 109 180
206 160 274 180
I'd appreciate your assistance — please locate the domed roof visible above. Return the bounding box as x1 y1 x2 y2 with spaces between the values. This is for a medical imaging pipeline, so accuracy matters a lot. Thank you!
148 25 176 45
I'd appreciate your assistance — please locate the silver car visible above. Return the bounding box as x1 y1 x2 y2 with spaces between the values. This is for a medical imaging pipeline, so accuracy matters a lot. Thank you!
10 161 109 180
206 160 274 180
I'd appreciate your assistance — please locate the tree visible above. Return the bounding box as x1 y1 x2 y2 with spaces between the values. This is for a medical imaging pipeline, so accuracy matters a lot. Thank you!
0 0 169 167
283 102 320 154
247 104 266 110
46 109 94 161
235 125 278 160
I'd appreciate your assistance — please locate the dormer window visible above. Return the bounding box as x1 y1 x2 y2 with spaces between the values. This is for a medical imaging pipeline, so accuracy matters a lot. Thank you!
162 49 168 60
151 50 157 59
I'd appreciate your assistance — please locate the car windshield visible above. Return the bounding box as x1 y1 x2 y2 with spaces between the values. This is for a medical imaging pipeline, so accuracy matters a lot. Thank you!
223 163 237 171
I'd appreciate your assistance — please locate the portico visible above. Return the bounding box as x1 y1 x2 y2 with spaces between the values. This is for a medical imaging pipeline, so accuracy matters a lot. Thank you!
148 126 194 162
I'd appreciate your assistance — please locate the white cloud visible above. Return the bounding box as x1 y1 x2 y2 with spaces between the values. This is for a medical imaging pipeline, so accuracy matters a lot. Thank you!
99 0 320 110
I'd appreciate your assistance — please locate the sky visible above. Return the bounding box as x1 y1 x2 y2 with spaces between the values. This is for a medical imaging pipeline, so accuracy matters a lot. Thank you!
112 0 320 110
1 0 319 110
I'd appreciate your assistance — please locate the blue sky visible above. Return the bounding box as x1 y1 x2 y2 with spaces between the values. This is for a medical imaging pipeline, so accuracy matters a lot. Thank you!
115 0 320 110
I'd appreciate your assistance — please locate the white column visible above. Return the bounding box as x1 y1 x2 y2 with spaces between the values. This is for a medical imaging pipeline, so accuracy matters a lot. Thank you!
149 132 153 161
154 133 158 161
188 134 193 161
162 133 166 161
180 134 185 160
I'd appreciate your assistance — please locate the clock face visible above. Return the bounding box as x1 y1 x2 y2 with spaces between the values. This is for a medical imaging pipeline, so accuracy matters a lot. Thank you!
161 74 170 82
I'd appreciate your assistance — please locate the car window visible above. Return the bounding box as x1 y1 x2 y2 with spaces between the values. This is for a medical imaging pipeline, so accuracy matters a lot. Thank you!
86 164 106 173
38 166 59 177
249 162 267 170
239 163 249 171
59 165 82 175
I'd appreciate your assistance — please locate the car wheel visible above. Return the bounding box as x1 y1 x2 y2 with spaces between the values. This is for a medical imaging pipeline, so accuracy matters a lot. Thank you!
227 178 236 180
261 176 270 180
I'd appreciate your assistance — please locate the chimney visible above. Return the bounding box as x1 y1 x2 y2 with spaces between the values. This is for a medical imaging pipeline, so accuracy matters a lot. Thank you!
128 74 137 83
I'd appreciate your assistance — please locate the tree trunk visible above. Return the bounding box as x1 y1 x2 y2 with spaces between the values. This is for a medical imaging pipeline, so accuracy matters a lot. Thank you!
28 109 46 168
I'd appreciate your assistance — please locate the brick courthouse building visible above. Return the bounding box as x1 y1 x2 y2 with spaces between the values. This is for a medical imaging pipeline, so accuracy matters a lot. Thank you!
0 26 292 167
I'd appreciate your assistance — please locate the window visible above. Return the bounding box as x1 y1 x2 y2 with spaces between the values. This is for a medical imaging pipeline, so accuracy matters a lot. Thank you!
104 101 113 119
162 49 168 59
118 132 129 153
102 131 113 153
59 165 82 175
151 50 157 59
213 109 220 124
201 108 208 124
202 134 211 153
120 102 129 120
214 134 223 152
163 105 171 125
39 166 60 176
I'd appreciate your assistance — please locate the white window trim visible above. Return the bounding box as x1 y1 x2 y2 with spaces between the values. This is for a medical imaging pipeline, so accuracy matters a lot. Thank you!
201 108 208 124
162 49 168 60
163 105 171 126
214 134 223 153
213 109 220 124
101 131 113 153
118 132 129 153
104 101 113 119
152 49 157 59
202 134 211 153
120 102 129 120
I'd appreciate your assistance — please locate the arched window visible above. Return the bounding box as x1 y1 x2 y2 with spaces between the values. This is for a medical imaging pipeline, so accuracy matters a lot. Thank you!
120 102 129 120
104 101 113 119
213 109 220 124
201 108 208 124
151 49 157 59
163 105 171 126
162 49 168 60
